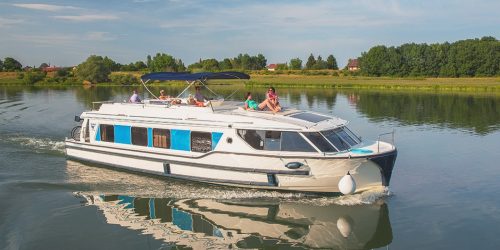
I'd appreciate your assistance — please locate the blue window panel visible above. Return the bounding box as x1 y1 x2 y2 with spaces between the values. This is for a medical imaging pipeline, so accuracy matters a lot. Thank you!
213 227 223 238
212 132 223 150
147 128 153 147
114 125 131 144
149 198 156 219
172 208 193 231
117 195 135 209
95 125 101 141
171 129 190 151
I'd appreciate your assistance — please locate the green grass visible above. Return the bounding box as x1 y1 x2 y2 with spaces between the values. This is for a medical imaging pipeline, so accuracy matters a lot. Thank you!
1 71 499 92
246 74 500 91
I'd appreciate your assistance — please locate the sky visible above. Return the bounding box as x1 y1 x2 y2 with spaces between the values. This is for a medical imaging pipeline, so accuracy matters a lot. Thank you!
0 0 499 68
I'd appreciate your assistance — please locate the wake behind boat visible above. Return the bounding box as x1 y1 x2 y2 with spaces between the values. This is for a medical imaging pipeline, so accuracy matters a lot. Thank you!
65 71 397 194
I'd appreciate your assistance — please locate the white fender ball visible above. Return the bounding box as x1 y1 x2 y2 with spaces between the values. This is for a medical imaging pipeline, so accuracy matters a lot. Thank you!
337 216 354 238
338 172 356 195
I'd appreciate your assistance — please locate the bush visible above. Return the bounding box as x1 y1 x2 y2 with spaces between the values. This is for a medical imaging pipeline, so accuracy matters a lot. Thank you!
110 74 139 85
22 71 46 85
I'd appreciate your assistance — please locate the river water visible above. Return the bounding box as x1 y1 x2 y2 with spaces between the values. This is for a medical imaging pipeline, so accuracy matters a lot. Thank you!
0 85 499 249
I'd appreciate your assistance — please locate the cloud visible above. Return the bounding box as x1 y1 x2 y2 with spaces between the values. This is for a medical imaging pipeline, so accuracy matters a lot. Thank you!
53 14 120 22
11 31 116 46
0 17 24 28
12 3 78 12
85 32 116 41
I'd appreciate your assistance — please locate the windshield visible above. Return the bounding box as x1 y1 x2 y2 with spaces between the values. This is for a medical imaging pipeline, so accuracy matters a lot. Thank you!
319 127 361 152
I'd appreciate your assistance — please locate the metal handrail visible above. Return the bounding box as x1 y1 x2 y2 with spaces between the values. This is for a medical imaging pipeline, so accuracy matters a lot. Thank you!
377 130 395 153
91 101 114 110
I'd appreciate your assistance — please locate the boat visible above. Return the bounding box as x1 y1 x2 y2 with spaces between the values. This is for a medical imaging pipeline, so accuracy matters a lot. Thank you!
65 71 397 194
78 193 393 249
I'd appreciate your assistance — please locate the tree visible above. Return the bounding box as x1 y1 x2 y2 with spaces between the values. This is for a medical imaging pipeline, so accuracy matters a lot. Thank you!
255 54 267 69
276 63 288 70
148 53 184 72
39 63 49 69
220 58 232 70
358 37 499 77
326 55 338 70
75 55 111 83
134 61 147 71
56 68 70 77
312 55 327 69
3 57 22 71
0 59 3 71
305 54 316 69
102 56 120 71
289 58 302 70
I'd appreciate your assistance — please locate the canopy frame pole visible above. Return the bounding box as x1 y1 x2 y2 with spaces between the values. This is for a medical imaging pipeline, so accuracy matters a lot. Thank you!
225 86 242 100
198 78 220 99
140 79 159 100
176 80 196 98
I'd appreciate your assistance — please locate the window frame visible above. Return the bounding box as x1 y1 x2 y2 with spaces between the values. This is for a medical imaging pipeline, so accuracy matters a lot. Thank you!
191 131 212 153
100 124 114 142
153 128 170 149
302 132 338 152
237 129 319 153
131 126 148 147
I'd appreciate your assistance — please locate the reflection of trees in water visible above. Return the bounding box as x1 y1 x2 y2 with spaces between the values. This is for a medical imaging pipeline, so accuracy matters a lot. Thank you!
342 90 500 135
8 85 496 135
0 85 72 100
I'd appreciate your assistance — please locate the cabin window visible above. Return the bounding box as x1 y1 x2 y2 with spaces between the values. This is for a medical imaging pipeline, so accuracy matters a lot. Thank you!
191 131 212 153
264 131 281 151
281 132 316 152
100 124 114 142
302 132 337 152
321 129 350 151
335 128 359 146
131 127 148 146
237 130 317 152
344 127 361 144
237 130 264 150
153 129 170 148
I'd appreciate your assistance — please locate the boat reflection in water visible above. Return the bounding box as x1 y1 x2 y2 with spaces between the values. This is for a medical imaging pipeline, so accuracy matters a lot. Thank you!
80 193 393 249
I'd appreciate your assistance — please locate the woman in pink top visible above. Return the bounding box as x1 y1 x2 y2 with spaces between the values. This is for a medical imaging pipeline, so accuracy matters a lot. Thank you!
266 87 281 112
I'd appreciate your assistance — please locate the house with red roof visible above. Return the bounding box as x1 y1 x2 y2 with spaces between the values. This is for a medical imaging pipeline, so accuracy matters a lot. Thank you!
347 59 359 71
266 64 277 71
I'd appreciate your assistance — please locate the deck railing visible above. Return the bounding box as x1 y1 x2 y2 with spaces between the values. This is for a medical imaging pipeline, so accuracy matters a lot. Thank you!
91 101 114 111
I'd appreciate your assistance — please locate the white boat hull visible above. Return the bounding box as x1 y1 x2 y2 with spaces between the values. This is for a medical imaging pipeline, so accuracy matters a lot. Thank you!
65 139 394 193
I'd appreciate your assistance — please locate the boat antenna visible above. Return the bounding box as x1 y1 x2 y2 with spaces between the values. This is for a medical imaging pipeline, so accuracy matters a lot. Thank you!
140 79 159 99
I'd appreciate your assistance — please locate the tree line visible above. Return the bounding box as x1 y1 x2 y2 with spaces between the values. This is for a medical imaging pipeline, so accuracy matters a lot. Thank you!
358 36 500 77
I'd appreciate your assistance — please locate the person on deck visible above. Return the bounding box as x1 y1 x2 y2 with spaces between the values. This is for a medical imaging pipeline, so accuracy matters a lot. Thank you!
194 86 207 107
129 90 141 103
244 92 280 113
158 90 169 100
266 87 281 112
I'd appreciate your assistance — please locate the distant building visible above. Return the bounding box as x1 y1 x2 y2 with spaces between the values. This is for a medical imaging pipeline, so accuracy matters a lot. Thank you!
347 59 359 71
266 64 277 71
42 65 62 72
23 66 33 71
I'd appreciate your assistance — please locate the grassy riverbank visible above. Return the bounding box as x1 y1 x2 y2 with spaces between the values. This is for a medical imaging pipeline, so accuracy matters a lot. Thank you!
1 71 499 91
247 74 500 91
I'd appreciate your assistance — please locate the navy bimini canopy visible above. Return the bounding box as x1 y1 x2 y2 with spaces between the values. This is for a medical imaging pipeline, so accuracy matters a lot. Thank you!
141 71 250 82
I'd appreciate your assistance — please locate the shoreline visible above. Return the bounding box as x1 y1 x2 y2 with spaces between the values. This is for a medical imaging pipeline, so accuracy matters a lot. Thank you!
0 72 499 92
